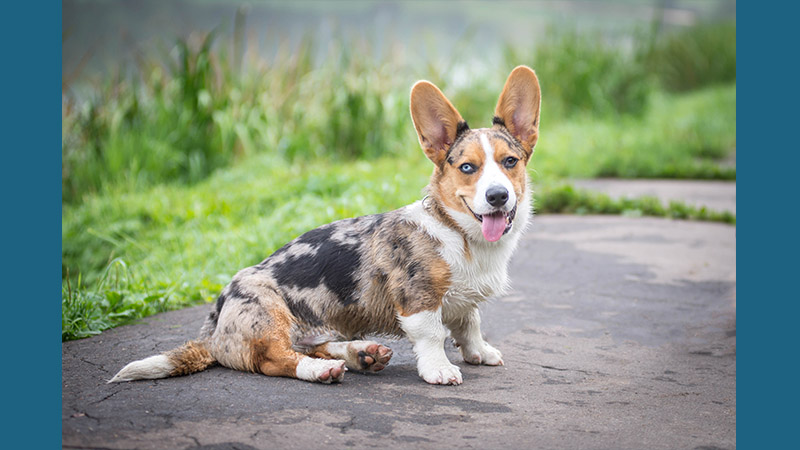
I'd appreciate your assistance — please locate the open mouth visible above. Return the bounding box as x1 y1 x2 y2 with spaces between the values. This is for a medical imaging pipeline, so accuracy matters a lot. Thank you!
462 198 517 242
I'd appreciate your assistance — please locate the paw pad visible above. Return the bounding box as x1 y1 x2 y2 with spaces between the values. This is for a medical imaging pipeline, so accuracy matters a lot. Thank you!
356 343 393 372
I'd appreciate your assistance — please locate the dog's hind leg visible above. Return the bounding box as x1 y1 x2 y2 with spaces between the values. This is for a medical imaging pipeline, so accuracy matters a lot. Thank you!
210 284 347 384
304 340 393 373
249 335 346 384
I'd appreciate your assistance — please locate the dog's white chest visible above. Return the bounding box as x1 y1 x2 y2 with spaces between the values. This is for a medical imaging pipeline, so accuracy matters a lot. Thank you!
404 201 523 304
446 240 514 299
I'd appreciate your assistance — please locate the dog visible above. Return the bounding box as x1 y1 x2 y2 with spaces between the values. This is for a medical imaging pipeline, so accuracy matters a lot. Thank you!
111 66 541 385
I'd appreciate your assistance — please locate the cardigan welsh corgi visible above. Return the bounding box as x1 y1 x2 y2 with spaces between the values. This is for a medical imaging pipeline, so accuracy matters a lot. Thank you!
111 65 541 385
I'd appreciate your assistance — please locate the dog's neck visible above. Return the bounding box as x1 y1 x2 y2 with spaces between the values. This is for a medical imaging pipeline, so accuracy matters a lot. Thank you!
422 191 473 259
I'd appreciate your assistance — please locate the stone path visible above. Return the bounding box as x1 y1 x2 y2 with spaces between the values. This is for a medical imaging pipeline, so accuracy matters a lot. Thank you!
63 181 736 450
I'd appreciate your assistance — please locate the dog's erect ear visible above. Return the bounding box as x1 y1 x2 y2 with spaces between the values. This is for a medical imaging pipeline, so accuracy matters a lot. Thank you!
410 81 465 167
494 66 541 159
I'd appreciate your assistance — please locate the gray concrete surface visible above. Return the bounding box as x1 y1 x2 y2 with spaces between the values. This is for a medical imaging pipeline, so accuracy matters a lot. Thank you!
570 179 736 214
63 215 736 450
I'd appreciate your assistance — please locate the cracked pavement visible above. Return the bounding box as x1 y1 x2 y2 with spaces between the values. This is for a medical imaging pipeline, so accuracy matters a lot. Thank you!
62 215 736 449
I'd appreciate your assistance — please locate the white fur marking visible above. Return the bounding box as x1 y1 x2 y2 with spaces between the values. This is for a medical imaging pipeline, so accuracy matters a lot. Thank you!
109 354 174 383
449 307 504 365
399 308 462 385
295 357 346 383
323 341 351 359
475 133 516 215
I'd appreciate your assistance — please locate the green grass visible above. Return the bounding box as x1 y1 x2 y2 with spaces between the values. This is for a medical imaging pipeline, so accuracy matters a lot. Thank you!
504 27 653 118
535 85 736 180
641 21 736 92
535 184 735 224
62 34 415 204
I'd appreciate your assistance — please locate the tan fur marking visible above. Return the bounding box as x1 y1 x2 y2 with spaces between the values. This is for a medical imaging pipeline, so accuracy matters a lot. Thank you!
249 337 303 377
398 256 451 316
248 307 303 377
429 139 485 216
429 257 451 304
305 343 335 360
313 350 332 359
167 341 215 377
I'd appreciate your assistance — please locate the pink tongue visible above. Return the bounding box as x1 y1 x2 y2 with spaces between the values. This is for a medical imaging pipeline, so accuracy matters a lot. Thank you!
481 212 506 242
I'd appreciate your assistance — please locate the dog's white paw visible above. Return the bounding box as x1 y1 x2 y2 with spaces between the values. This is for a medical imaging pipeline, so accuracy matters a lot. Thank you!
419 363 463 385
461 343 504 366
296 358 346 384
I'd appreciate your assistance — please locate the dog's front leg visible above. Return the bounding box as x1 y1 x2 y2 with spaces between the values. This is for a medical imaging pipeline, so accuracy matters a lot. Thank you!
399 307 462 385
448 306 504 366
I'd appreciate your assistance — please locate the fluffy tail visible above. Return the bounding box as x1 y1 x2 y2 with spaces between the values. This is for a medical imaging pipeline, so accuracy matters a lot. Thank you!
109 340 215 383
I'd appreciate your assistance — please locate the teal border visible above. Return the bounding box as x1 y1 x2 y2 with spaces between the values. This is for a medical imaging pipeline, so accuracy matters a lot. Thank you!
22 0 782 447
737 2 792 448
1 1 62 448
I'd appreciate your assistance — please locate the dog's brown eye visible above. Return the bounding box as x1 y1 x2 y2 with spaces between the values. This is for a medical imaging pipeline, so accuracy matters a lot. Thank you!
460 163 477 174
503 157 519 169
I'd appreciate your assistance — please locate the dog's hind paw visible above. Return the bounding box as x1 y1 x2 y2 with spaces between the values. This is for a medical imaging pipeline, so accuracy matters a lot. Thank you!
354 342 393 372
297 358 346 384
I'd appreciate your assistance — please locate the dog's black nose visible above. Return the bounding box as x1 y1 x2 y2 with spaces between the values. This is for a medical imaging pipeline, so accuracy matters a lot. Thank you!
486 187 509 208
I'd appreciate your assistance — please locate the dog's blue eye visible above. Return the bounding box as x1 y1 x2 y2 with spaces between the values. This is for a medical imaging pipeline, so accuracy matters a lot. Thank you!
460 163 476 174
503 157 519 169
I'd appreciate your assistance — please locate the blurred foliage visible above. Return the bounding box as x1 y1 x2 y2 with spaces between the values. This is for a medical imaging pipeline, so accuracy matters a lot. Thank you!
62 16 737 340
62 20 737 204
641 21 736 92
505 28 654 118
62 31 412 204
535 85 736 180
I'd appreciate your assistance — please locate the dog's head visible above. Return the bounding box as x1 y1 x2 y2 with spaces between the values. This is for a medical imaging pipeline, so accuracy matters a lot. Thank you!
410 66 541 243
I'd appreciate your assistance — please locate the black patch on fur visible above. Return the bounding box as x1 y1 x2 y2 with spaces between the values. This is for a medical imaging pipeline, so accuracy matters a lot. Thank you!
228 279 260 304
271 224 362 306
407 261 420 279
215 293 227 314
487 128 526 159
297 224 334 245
398 292 414 311
447 121 472 162
374 269 388 285
283 293 324 326
455 120 470 139
364 214 384 235
206 310 219 329
263 227 334 263
390 235 413 266
492 116 506 127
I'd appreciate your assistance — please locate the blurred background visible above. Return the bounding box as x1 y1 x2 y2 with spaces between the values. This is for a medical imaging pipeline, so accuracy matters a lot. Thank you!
62 0 736 340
